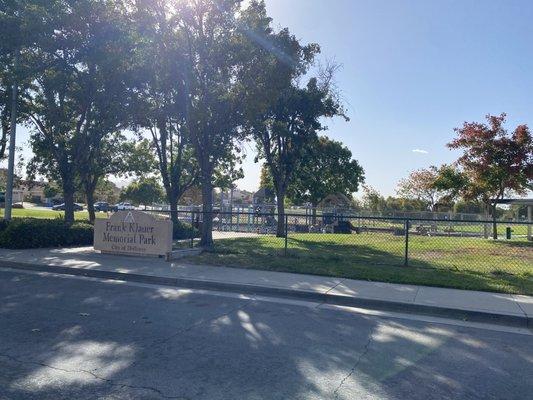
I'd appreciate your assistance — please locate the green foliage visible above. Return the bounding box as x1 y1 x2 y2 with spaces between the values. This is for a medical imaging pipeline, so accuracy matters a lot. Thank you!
259 164 275 191
94 179 120 204
453 200 484 214
361 185 432 213
121 139 158 178
397 166 447 211
432 164 470 201
173 220 199 241
0 218 93 249
240 5 347 235
21 0 136 223
1 0 59 160
120 177 164 206
43 182 60 199
288 136 364 207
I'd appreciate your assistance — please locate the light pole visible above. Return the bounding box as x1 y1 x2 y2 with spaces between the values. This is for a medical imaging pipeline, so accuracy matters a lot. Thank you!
4 51 19 221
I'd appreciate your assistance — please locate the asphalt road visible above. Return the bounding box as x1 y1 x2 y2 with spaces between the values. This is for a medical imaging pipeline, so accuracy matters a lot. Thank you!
0 268 532 400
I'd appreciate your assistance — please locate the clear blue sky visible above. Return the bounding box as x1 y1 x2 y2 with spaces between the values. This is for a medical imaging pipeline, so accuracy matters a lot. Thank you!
237 0 533 196
9 0 533 196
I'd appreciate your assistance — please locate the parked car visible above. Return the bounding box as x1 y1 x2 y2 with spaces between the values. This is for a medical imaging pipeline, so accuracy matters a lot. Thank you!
52 203 84 211
94 201 111 212
113 202 135 211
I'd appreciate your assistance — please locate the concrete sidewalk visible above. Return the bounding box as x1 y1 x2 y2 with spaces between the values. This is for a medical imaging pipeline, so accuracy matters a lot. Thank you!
0 246 531 328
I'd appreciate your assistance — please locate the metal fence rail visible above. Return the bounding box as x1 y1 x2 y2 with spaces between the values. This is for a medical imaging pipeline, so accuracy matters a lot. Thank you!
143 209 533 275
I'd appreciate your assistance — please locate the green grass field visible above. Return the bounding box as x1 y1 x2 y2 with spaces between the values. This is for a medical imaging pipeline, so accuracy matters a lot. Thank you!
3 207 531 294
189 232 533 295
0 208 106 221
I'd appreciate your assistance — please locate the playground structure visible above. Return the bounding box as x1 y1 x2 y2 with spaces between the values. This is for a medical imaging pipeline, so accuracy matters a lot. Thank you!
144 200 533 241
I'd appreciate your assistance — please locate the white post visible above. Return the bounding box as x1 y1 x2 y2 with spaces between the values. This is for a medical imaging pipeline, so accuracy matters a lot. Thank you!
4 52 19 221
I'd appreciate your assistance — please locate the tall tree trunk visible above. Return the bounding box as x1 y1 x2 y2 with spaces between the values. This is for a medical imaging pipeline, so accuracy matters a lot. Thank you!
63 187 75 225
200 175 214 247
276 191 286 238
483 200 490 239
83 176 99 224
86 187 96 224
311 202 318 225
169 193 179 225
0 122 8 160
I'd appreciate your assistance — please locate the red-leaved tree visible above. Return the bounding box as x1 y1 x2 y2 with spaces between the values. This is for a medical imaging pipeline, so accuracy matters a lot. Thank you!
448 113 533 237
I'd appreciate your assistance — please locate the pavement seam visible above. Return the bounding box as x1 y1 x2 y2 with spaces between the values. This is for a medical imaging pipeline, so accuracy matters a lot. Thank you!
332 331 374 399
0 352 190 399
314 281 344 309
413 286 421 302
325 280 344 295
511 294 529 320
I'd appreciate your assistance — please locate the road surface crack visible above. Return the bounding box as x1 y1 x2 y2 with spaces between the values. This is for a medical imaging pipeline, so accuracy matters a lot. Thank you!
332 332 374 399
0 352 189 399
151 298 254 349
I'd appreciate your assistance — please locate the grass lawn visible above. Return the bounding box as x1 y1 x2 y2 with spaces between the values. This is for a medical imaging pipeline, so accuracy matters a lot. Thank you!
0 208 107 221
189 232 533 295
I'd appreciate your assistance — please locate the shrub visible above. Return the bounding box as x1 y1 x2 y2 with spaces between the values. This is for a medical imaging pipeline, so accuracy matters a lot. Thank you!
0 219 9 232
0 218 93 249
173 220 199 240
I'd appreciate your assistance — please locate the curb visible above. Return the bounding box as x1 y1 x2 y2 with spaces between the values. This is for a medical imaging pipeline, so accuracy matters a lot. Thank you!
0 260 530 329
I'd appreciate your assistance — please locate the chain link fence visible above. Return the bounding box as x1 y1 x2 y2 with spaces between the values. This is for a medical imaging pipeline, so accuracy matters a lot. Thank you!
142 208 532 276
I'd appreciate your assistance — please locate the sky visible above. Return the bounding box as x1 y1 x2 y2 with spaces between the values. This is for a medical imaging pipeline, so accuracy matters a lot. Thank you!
7 0 533 196
237 0 533 196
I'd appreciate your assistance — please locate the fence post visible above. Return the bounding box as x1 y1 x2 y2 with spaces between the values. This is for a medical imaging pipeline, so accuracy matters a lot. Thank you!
284 214 288 256
527 205 533 241
404 218 410 266
190 210 194 248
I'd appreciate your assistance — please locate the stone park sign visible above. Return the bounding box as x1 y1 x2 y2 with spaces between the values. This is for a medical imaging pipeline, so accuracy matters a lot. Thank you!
94 211 172 258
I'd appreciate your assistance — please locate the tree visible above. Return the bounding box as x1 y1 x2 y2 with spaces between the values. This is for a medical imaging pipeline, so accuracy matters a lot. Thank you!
120 177 164 206
80 133 144 223
0 0 56 160
259 164 275 192
287 136 364 222
453 200 484 214
43 182 60 200
171 0 248 245
26 35 83 223
397 166 447 211
129 0 247 245
26 0 132 223
0 65 16 160
361 185 387 213
94 179 120 204
129 0 199 225
447 113 533 238
432 164 470 203
240 3 347 236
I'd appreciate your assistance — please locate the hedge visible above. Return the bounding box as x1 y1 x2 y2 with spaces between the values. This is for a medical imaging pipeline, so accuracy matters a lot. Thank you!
0 217 197 249
173 220 199 240
0 218 93 249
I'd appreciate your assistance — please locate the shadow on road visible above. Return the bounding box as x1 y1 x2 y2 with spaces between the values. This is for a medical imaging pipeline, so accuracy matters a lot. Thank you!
0 269 531 399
